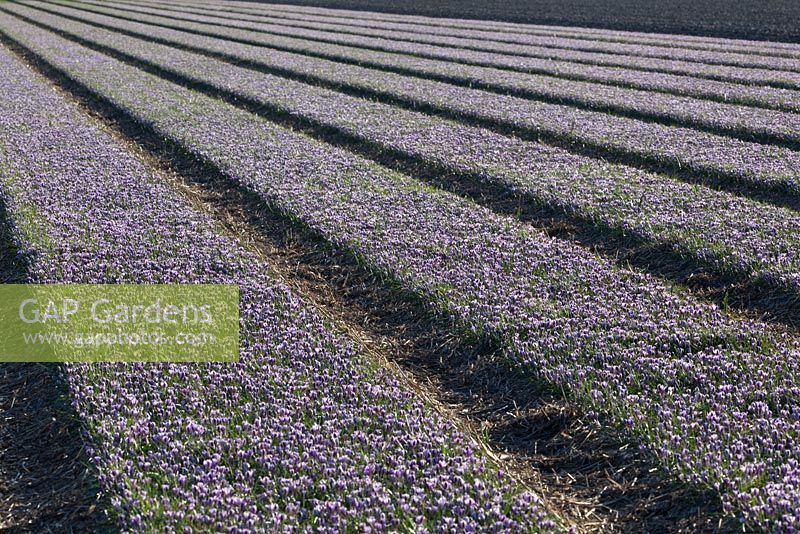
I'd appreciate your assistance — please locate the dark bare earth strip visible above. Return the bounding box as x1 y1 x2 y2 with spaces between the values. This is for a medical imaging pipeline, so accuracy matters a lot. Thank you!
0 364 113 533
0 30 742 532
0 196 112 532
234 0 800 44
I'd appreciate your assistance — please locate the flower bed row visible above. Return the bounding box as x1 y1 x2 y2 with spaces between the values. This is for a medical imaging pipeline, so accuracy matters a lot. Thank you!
90 0 800 70
5 18 800 529
0 42 548 532
187 0 800 55
76 0 800 114
43 0 800 91
117 0 800 61
11 9 800 307
16 2 800 195
43 0 800 148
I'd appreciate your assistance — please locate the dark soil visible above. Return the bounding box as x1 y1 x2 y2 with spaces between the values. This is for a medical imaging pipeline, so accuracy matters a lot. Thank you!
0 199 112 532
244 0 800 44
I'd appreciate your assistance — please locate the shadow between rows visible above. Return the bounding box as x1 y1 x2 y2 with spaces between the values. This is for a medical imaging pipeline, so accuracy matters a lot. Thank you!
61 0 800 116
106 0 800 64
16 2 800 218
11 18 800 331
136 0 800 44
0 29 741 532
0 194 112 532
36 0 800 94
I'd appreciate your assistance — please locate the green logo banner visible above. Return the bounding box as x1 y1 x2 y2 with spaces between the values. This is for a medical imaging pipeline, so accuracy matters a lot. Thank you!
0 284 240 362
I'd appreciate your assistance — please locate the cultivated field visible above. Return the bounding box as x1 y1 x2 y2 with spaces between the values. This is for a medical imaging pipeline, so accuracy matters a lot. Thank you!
0 0 799 532
238 0 800 44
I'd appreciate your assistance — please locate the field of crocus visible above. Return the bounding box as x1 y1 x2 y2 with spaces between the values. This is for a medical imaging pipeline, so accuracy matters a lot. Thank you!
1 0 799 532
